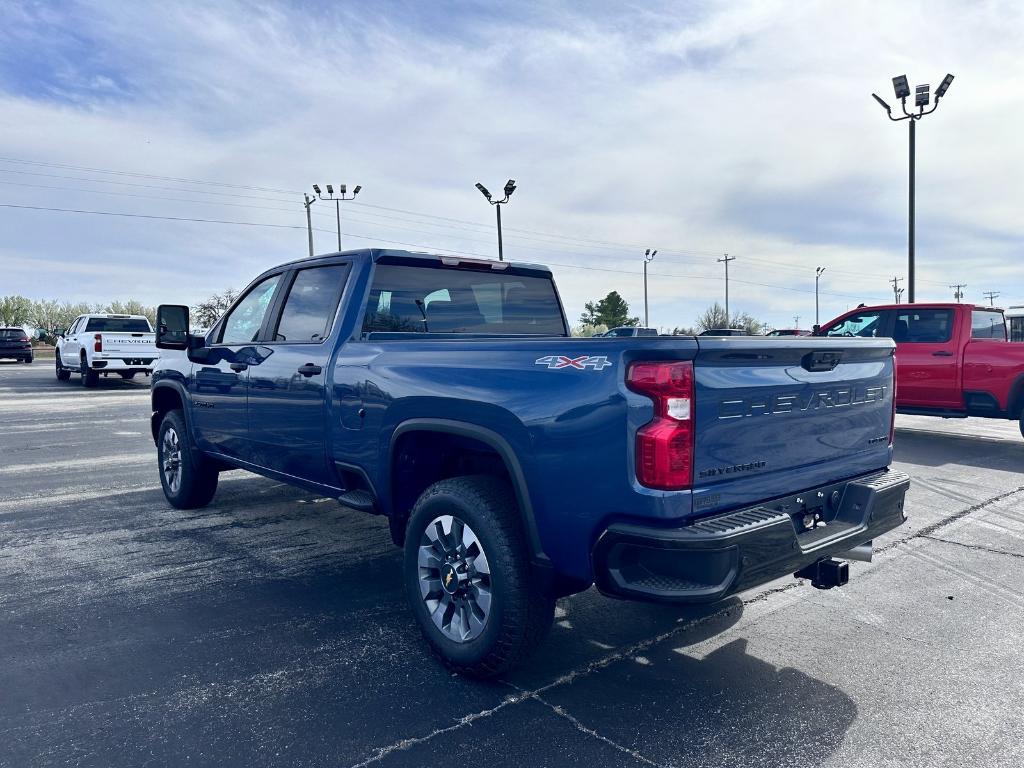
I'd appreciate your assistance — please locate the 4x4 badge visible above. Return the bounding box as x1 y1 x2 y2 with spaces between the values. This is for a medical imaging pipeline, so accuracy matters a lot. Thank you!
535 355 612 370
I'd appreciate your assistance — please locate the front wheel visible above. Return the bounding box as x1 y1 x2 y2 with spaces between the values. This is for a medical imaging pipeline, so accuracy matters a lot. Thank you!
157 409 219 509
403 475 554 678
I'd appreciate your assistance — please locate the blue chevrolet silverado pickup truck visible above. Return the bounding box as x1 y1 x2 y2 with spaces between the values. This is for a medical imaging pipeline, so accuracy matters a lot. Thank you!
152 248 910 676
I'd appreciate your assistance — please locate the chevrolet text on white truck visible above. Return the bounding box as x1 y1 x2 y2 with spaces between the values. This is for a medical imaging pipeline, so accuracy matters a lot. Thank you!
55 314 158 387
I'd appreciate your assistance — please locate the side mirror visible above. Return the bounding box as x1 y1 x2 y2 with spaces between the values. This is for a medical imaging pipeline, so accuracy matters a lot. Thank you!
156 304 190 350
812 324 822 336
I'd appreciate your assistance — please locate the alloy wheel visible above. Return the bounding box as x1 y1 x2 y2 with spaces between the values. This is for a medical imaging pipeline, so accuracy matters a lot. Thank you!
417 514 492 643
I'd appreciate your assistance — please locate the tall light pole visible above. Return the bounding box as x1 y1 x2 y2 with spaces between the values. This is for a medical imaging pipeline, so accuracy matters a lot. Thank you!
313 183 362 251
717 253 736 326
815 266 826 325
643 249 657 328
872 73 954 303
475 179 516 261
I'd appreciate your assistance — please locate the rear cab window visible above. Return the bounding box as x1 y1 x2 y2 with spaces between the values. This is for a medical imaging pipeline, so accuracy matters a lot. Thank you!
971 309 1007 340
362 262 567 336
893 309 954 343
84 318 153 333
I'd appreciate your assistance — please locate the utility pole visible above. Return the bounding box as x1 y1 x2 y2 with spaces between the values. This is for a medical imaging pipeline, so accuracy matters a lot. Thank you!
303 194 315 257
872 73 955 303
793 315 801 329
717 253 736 326
815 266 826 325
983 291 1000 306
949 283 966 302
475 180 517 261
643 249 657 328
312 184 362 251
890 276 904 304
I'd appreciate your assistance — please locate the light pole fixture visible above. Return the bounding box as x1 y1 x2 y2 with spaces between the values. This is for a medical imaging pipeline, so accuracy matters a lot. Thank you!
475 179 516 261
871 72 955 303
643 249 657 328
313 183 362 251
815 266 826 326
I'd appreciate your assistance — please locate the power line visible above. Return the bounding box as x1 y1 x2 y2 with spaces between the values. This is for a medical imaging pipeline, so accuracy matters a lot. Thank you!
0 156 954 286
0 201 887 301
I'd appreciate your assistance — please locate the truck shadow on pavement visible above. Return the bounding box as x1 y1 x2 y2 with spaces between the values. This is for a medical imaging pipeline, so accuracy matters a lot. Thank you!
0 478 858 768
894 427 1024 471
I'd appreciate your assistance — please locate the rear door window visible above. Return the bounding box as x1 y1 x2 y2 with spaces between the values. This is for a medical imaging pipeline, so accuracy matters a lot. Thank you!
971 310 1007 340
893 309 954 343
272 264 349 343
824 311 888 338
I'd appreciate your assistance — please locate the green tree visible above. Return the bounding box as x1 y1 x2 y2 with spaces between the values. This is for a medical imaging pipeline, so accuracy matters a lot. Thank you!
695 302 765 335
194 288 239 328
0 295 33 326
104 299 156 326
579 291 638 328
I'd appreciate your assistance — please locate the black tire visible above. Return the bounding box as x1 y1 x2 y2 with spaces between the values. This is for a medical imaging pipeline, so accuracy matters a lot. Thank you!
157 409 219 509
1019 412 1024 441
55 352 70 380
24 357 33 364
80 355 98 388
403 475 554 678
119 372 136 380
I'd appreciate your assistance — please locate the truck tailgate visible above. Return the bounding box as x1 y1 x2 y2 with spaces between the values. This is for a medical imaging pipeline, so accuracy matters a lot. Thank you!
100 333 158 355
691 337 895 515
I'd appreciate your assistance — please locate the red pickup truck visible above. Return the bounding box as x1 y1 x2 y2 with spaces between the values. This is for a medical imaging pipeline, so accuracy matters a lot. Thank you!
818 303 1024 436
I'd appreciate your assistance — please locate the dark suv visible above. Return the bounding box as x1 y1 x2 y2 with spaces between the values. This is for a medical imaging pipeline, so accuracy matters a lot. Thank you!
0 328 33 363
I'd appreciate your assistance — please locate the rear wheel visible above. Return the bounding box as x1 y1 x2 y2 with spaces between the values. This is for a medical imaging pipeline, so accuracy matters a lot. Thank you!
403 475 554 678
23 357 33 364
80 354 98 388
1019 412 1024 440
55 352 70 380
157 409 219 509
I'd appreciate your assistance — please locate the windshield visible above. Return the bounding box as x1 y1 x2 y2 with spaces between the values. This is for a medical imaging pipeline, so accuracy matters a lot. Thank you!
362 263 567 336
84 318 152 333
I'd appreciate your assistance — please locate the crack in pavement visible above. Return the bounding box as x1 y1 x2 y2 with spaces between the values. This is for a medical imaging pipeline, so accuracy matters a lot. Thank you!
878 484 1024 554
345 587 800 768
533 693 664 767
921 534 1024 561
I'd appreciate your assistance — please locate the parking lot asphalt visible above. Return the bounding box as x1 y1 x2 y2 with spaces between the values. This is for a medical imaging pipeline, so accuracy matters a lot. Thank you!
2 360 1023 768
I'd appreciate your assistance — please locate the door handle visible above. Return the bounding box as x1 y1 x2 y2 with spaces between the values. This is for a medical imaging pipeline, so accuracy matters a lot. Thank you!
932 351 954 357
229 362 249 372
297 363 323 377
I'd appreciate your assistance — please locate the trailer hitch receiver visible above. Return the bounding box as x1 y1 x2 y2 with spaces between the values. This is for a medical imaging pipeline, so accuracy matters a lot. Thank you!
795 558 849 590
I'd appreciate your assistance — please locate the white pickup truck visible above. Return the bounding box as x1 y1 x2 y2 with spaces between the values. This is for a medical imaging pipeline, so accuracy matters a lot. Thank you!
55 314 159 387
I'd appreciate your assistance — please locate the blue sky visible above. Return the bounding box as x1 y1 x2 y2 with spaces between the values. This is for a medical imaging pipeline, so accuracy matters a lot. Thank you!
1 0 1022 330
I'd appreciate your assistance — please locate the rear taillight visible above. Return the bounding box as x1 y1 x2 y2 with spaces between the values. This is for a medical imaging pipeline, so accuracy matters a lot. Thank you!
626 361 694 490
889 355 897 446
19 337 28 343
94 333 102 353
